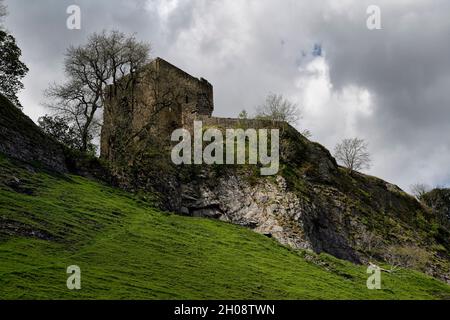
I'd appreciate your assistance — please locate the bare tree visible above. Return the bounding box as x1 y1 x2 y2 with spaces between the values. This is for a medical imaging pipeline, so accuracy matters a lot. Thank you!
384 245 430 272
255 93 311 137
255 94 301 126
45 80 100 152
334 138 371 174
44 30 151 152
360 230 383 261
410 183 430 201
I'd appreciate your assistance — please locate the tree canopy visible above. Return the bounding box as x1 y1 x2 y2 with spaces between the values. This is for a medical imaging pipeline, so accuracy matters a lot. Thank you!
255 93 301 125
0 30 29 108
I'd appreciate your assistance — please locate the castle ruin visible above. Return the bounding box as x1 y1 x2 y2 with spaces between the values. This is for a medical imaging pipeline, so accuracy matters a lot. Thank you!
100 57 269 168
100 57 214 163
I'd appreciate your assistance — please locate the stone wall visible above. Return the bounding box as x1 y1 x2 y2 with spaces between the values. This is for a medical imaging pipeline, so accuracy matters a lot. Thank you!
204 116 280 128
100 57 214 163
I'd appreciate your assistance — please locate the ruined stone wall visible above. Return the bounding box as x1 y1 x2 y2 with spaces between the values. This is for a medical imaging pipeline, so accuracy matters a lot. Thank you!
189 115 283 132
100 58 214 163
155 58 214 125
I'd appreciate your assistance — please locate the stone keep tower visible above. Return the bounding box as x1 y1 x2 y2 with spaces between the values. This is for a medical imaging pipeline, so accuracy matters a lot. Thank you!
100 57 214 163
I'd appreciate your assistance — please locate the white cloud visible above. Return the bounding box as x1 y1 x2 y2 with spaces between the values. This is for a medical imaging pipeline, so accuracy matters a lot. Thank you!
147 0 181 22
293 55 373 155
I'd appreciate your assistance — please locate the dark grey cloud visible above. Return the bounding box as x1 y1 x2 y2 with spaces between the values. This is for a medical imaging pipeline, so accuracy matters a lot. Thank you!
308 0 450 187
4 0 450 190
5 0 157 120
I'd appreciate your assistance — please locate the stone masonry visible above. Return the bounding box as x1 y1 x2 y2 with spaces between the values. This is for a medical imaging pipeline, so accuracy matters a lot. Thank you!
100 57 214 163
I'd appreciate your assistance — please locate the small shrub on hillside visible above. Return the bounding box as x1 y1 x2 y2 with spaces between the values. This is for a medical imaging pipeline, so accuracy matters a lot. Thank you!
384 245 431 271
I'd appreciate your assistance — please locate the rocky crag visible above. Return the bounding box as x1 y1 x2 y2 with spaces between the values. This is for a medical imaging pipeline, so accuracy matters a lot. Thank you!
97 59 450 282
102 115 450 281
0 94 111 182
176 124 450 281
0 94 67 173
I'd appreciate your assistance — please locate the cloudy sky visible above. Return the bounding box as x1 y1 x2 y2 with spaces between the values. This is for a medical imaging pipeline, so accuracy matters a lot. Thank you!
3 0 450 190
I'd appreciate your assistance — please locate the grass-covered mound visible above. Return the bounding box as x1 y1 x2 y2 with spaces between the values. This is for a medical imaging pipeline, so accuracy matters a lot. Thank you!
0 154 449 300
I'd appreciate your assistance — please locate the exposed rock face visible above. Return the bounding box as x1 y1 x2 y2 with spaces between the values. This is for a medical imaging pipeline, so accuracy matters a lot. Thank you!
0 94 112 183
0 94 67 173
422 189 450 259
177 158 450 281
182 174 321 250
174 124 436 266
422 189 450 225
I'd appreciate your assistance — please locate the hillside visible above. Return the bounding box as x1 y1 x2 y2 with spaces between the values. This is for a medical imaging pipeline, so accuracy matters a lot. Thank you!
1 93 450 299
0 94 67 173
1 154 450 299
93 57 450 282
110 118 450 282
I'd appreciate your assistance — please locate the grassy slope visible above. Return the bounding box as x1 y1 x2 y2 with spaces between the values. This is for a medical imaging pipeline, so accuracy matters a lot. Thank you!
0 155 449 300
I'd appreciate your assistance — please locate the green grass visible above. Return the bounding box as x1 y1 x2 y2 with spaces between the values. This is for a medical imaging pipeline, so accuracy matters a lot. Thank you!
0 155 449 300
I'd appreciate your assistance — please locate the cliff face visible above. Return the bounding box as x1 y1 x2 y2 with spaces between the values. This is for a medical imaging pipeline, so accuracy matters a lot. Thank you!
0 94 111 182
422 189 450 224
0 94 67 173
422 189 450 253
